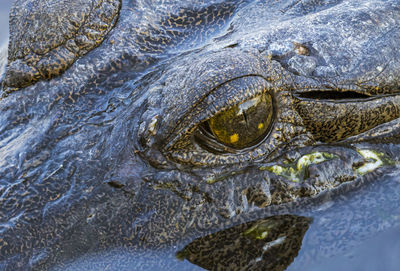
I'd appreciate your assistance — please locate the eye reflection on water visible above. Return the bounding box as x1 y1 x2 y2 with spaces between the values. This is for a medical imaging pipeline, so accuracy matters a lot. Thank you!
177 215 311 271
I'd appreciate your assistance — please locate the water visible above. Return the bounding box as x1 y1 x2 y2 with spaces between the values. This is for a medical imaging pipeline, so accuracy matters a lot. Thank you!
0 1 12 76
0 1 13 44
289 172 400 270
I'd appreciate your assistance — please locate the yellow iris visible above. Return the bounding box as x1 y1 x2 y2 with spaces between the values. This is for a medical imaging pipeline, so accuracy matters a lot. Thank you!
208 93 273 149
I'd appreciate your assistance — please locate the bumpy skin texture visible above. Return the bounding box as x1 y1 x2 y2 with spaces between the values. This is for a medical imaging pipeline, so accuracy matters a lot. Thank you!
0 0 400 270
3 0 121 89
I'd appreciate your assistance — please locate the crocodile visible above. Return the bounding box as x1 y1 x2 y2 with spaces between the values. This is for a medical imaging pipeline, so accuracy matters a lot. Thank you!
1 0 400 270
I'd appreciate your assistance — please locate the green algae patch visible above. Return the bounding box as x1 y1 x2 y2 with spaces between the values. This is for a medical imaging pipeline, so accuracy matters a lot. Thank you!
261 149 394 182
260 151 337 182
265 165 300 182
355 149 394 175
296 152 336 171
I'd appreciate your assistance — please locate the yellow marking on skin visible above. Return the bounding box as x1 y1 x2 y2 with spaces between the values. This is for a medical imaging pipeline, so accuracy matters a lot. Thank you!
258 123 264 130
260 152 337 182
356 149 383 175
230 133 239 143
296 152 334 171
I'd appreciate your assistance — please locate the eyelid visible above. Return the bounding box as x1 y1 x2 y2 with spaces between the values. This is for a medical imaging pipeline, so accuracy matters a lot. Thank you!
164 75 273 151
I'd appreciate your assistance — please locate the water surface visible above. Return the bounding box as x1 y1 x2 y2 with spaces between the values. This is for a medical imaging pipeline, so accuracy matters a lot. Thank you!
0 1 13 44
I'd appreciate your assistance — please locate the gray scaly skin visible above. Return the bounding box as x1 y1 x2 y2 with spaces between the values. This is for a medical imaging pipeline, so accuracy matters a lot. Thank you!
0 0 400 270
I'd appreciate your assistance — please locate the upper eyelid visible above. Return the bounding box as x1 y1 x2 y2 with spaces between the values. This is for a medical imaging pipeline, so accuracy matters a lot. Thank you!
155 48 271 131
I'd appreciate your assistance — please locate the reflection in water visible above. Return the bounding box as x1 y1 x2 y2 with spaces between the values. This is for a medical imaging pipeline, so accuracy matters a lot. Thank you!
177 215 312 271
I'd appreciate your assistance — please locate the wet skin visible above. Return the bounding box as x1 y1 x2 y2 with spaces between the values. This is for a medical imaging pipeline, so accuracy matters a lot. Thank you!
1 0 400 270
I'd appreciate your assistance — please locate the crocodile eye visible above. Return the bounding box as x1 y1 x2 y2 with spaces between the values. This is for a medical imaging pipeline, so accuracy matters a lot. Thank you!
202 93 274 149
162 75 292 165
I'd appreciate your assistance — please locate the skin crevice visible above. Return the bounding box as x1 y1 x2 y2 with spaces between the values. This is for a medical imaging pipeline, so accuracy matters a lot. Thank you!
294 90 371 100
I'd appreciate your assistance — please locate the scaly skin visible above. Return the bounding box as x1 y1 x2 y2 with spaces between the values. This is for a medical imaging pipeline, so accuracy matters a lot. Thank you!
0 0 400 270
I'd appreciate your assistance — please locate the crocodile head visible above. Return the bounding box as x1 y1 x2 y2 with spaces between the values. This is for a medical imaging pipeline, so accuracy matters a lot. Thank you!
1 0 400 270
